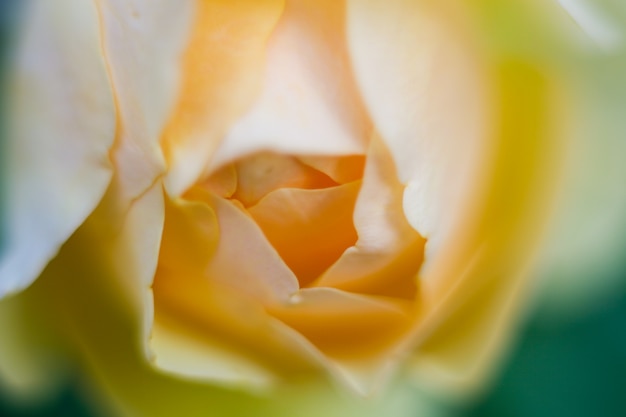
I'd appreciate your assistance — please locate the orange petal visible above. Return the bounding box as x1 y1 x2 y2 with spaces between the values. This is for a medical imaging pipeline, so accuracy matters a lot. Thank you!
162 0 286 195
232 152 336 207
298 155 366 184
198 164 238 199
247 182 361 286
315 135 424 299
267 288 414 360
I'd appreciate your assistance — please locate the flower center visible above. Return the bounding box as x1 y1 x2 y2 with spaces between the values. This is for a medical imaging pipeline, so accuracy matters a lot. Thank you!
198 152 366 287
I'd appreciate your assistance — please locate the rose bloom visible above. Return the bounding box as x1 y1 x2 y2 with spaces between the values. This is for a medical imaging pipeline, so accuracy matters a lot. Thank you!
0 0 578 416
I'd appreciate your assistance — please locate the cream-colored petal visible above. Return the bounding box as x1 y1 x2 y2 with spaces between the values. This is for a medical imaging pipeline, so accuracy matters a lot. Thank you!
315 135 424 298
0 0 115 297
96 0 194 203
162 0 285 196
94 0 195 351
406 61 562 396
346 0 492 290
207 0 370 172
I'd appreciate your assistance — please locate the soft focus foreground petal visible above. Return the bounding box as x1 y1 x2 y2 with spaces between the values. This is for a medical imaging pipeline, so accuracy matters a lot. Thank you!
78 180 165 364
348 0 563 397
94 0 197 356
0 291 66 401
207 0 370 172
151 190 312 385
346 0 492 287
315 135 424 298
0 0 115 297
96 0 193 203
248 182 360 287
162 0 285 195
1 233 443 417
407 62 562 396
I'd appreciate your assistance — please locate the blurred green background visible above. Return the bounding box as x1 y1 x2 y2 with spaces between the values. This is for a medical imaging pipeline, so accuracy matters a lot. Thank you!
1 1 625 416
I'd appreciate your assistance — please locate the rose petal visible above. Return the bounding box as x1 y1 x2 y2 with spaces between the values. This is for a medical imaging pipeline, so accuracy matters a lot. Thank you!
267 287 415 394
346 0 492 289
247 182 361 287
407 62 561 395
232 152 336 207
199 164 238 199
298 155 365 184
94 1 198 362
153 258 316 382
150 309 277 389
161 0 286 196
315 135 425 298
207 0 371 171
96 0 194 203
206 190 301 300
0 0 115 297
5 233 427 415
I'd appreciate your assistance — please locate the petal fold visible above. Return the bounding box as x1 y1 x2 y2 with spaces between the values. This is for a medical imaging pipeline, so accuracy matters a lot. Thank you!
315 135 424 298
162 0 286 195
207 0 370 171
346 0 492 285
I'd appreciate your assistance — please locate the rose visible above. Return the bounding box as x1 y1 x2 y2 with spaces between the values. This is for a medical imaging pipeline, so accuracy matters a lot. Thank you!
0 0 577 415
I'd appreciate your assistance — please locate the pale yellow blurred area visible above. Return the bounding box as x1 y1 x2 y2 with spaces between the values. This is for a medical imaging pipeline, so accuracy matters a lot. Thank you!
2 1 626 417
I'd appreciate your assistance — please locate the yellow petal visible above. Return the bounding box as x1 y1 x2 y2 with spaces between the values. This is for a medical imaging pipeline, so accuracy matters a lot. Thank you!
408 61 562 396
150 308 277 389
4 239 429 416
0 0 115 297
207 0 370 171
